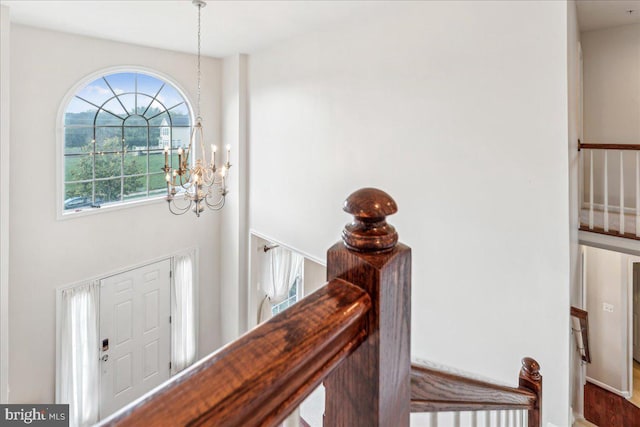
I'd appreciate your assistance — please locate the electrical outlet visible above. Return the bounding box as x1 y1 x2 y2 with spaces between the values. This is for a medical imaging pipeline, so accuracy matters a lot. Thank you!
603 302 614 313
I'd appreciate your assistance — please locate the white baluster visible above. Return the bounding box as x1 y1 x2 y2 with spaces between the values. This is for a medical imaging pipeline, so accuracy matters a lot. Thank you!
429 412 438 427
524 409 528 427
497 411 503 427
636 151 640 237
485 411 491 427
453 412 460 427
604 150 609 232
620 151 625 234
589 150 594 229
471 411 478 427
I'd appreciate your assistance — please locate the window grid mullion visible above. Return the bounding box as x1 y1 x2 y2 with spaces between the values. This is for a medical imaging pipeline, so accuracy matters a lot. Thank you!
120 125 125 203
147 124 151 197
64 71 191 212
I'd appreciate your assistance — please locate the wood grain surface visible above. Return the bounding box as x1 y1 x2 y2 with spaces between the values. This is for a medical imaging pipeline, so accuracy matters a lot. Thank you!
99 279 370 427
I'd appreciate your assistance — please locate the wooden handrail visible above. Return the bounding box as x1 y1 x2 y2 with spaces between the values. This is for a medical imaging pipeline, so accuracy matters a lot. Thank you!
99 187 411 427
100 279 371 427
579 142 640 151
95 187 543 426
411 358 542 426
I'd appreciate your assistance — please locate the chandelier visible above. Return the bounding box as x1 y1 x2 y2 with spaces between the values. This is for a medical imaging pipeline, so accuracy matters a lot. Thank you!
163 0 230 216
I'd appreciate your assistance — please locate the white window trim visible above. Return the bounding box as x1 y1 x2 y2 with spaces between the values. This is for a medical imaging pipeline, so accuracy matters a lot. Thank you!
56 65 195 220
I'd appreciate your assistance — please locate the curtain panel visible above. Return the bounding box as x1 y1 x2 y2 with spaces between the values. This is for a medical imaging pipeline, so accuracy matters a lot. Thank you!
58 282 100 427
171 253 197 374
259 247 303 323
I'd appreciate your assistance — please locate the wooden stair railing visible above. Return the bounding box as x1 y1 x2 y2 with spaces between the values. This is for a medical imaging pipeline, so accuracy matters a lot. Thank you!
100 279 371 426
98 187 541 427
410 357 542 426
100 187 412 426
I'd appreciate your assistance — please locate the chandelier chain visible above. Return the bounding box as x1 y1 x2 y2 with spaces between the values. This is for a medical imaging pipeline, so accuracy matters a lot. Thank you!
164 0 230 217
197 2 202 120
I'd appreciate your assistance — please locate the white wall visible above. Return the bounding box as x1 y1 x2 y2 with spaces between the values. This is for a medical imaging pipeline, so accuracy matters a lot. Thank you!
9 25 222 403
567 0 583 418
582 24 640 145
0 4 11 404
247 2 570 425
220 54 249 342
303 258 325 296
581 24 640 207
584 246 635 395
248 234 270 328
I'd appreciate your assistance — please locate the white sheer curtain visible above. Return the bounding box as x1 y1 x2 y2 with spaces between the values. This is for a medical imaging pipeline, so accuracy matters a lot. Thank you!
258 247 304 427
171 253 197 374
259 246 303 322
58 282 100 427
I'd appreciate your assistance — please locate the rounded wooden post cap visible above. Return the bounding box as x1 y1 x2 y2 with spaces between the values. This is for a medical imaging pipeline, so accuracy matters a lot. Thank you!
342 188 398 253
520 357 541 381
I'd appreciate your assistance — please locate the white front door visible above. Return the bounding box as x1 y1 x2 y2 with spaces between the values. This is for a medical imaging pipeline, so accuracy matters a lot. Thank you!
99 259 171 419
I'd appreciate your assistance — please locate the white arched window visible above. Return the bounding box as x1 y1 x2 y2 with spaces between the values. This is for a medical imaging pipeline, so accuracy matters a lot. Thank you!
61 70 192 214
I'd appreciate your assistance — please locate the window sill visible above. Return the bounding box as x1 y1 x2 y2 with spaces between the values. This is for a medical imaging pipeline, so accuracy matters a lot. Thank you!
57 195 167 221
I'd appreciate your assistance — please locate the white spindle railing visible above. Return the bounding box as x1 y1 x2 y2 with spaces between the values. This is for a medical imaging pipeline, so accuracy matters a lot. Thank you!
620 151 625 234
411 410 528 427
589 150 594 229
636 151 639 237
580 143 640 238
604 150 609 231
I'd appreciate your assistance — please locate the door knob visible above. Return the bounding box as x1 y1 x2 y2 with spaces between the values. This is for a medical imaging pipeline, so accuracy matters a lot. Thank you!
101 354 109 362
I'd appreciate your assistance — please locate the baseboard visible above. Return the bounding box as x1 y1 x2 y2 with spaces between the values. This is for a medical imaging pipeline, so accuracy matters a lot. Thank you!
586 376 631 398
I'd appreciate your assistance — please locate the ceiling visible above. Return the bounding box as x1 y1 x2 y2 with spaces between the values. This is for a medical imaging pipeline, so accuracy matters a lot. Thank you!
0 0 392 57
576 0 640 32
3 0 639 55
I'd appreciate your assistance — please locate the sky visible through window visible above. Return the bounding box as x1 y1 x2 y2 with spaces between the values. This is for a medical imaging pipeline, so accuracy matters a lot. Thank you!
67 72 188 116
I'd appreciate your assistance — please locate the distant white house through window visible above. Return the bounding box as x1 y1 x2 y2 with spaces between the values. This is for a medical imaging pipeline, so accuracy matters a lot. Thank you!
62 71 192 213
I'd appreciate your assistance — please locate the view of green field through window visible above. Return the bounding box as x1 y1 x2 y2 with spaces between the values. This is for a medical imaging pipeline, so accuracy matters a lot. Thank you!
63 72 192 211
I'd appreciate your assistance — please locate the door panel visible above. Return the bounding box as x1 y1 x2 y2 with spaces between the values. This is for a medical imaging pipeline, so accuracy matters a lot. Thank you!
100 259 171 419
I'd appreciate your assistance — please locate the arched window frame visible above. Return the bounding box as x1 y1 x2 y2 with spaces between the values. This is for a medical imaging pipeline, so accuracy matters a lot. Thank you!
57 67 194 219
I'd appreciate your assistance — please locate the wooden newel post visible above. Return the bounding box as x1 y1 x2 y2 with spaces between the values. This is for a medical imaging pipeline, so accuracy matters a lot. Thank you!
519 357 542 427
324 188 411 427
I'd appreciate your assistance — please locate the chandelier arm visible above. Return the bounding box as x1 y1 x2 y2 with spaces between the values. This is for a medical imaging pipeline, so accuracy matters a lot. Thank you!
204 189 227 210
201 170 215 186
204 193 226 210
203 168 220 186
177 170 194 189
167 198 193 215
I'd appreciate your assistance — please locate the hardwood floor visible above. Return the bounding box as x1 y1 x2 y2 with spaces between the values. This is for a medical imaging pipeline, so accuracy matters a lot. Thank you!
632 360 640 408
585 381 640 427
574 419 598 427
